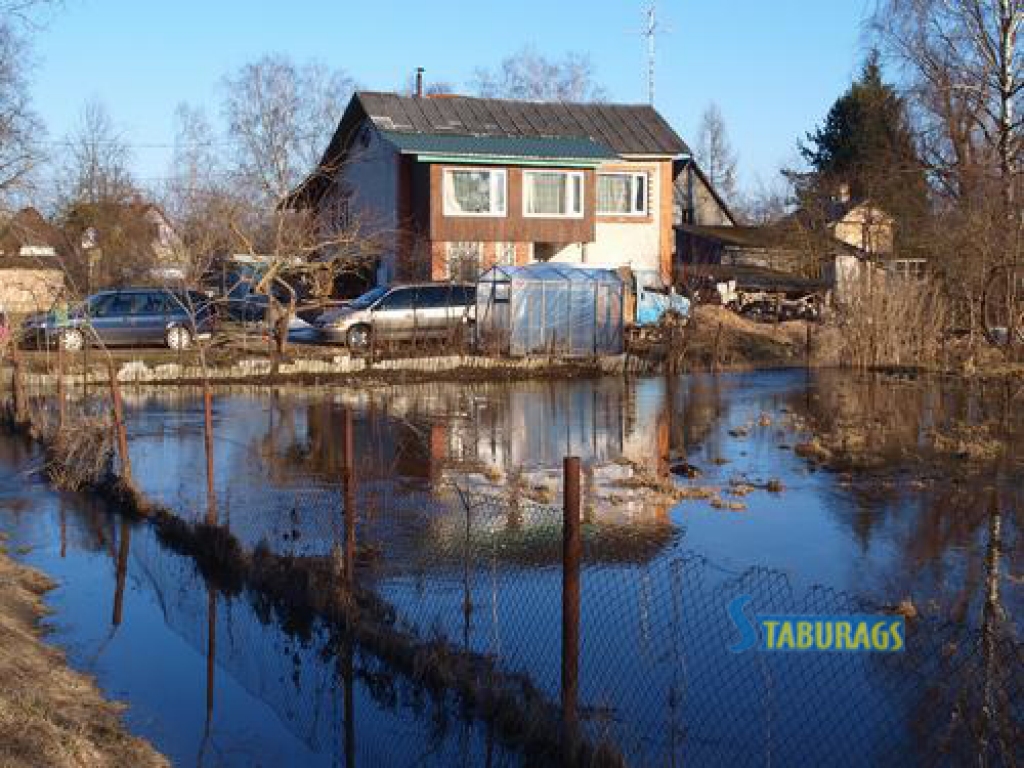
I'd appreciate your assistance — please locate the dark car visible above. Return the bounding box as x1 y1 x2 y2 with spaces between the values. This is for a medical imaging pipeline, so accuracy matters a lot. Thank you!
22 288 215 351
313 283 476 348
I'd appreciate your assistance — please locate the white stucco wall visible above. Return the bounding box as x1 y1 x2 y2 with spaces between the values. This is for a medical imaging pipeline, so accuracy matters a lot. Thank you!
546 161 664 275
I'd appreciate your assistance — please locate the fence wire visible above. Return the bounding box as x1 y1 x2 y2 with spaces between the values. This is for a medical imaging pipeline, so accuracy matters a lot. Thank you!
135 473 1022 768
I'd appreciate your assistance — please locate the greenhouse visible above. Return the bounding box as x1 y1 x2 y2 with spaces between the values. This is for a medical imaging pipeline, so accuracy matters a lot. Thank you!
475 263 625 357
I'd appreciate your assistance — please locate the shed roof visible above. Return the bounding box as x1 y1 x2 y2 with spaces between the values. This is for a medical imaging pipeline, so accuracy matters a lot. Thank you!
479 263 623 283
380 130 617 163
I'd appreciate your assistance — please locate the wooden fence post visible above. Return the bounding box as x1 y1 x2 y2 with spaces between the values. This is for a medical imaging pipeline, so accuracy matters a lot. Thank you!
107 362 132 482
203 381 217 525
712 321 723 373
57 342 66 433
112 517 131 626
341 407 355 586
11 346 27 425
562 455 581 756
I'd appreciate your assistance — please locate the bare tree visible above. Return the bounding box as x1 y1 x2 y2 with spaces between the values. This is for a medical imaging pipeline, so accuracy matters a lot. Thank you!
696 102 739 204
60 99 136 207
874 0 1021 211
0 0 54 205
471 47 606 102
221 54 356 205
873 0 1022 343
740 171 793 225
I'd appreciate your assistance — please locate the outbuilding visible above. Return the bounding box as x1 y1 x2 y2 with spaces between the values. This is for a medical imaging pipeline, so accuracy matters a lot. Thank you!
475 263 624 357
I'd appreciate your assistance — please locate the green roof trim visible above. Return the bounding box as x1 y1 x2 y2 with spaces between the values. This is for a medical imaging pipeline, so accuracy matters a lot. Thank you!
379 130 618 165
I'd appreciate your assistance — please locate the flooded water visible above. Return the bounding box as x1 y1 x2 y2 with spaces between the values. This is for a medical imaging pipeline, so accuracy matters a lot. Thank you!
1 369 1020 766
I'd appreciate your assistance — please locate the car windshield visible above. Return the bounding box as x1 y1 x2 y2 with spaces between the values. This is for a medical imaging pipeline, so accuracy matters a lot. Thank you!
349 286 389 310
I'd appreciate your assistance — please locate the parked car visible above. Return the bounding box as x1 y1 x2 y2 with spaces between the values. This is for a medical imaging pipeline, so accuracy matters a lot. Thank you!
313 283 476 348
22 288 215 351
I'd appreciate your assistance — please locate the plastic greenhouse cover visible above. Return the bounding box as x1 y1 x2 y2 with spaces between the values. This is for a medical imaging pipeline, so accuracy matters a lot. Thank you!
476 265 624 356
478 263 624 284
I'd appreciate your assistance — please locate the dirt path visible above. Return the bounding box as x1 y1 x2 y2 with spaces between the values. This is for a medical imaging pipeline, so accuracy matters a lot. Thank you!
0 535 167 768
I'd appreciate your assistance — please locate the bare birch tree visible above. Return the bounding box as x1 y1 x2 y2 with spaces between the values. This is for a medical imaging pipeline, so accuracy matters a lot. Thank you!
696 102 739 204
221 55 356 206
874 0 1021 211
471 47 607 102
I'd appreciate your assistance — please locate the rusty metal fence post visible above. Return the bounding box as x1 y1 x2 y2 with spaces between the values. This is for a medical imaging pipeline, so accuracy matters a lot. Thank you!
562 455 581 756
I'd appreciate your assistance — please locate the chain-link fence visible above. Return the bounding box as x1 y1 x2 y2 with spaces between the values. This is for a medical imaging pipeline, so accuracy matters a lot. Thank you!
132 456 1022 767
3 378 1020 767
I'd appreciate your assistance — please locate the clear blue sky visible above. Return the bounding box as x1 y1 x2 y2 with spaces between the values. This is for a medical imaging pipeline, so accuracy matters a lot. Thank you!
30 0 875 194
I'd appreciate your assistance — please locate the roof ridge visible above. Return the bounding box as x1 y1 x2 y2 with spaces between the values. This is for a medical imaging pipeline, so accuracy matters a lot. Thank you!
356 89 655 109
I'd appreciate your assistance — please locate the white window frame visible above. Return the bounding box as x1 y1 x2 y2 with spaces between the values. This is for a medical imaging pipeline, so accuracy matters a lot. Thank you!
446 241 483 279
522 170 585 219
496 242 516 266
596 172 648 216
442 168 507 218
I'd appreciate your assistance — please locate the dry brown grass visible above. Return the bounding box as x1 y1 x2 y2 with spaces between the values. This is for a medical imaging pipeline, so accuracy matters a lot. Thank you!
836 277 949 369
684 306 823 370
0 537 167 768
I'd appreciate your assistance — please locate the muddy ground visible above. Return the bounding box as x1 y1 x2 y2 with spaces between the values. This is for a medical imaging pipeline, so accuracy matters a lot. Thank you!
0 535 167 768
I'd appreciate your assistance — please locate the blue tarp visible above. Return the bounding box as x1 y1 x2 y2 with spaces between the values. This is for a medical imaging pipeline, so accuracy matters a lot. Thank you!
476 264 624 357
636 290 691 326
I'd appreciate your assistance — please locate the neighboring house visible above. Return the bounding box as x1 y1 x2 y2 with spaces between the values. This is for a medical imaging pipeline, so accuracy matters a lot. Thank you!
0 207 64 259
63 199 185 281
676 181 917 306
0 256 65 313
0 208 66 313
672 157 737 228
286 91 690 288
820 185 893 257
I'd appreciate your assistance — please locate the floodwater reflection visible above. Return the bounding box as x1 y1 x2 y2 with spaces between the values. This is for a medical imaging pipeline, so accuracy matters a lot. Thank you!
0 368 1019 766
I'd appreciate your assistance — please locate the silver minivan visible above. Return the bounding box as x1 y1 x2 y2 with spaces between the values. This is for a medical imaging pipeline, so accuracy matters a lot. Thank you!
314 283 476 348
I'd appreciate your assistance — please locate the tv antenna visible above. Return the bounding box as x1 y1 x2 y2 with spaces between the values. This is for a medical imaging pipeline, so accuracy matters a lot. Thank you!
631 2 672 105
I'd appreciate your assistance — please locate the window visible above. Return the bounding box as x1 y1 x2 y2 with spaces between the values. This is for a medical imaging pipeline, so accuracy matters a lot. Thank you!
496 242 516 266
891 259 927 280
443 169 506 216
376 288 416 311
138 292 170 314
416 286 451 309
446 242 482 280
350 286 389 309
523 171 584 218
88 294 117 317
597 172 648 215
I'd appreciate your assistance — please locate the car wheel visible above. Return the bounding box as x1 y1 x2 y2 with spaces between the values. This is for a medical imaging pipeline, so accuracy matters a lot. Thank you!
346 324 371 349
166 325 193 350
58 328 85 352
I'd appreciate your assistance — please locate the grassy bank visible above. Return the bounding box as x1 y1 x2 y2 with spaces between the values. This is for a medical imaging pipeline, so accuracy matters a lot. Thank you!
0 535 167 768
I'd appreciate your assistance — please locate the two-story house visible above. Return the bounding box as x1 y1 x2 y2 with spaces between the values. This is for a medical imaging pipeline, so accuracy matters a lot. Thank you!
286 91 690 288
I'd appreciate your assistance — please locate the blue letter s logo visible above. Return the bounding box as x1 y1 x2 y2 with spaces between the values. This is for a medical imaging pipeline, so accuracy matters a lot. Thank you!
728 595 758 653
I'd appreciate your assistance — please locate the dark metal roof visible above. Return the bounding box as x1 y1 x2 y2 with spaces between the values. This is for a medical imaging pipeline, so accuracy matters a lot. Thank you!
680 263 830 292
677 223 868 256
379 130 617 162
678 225 794 249
358 91 689 156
